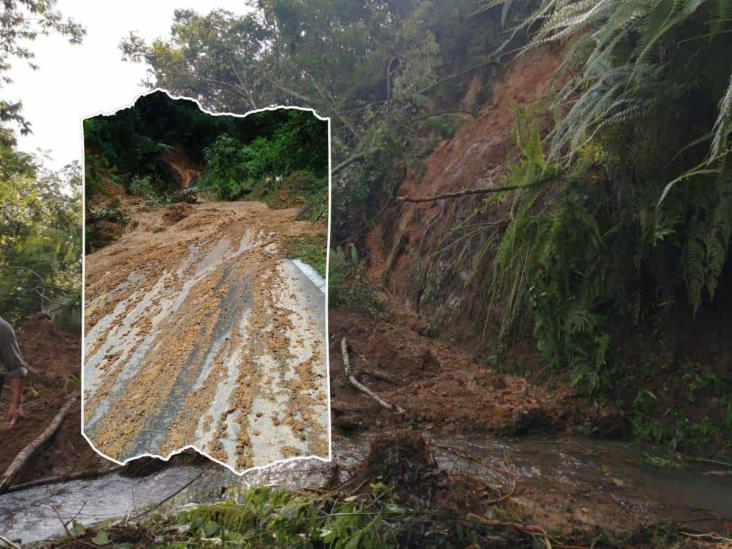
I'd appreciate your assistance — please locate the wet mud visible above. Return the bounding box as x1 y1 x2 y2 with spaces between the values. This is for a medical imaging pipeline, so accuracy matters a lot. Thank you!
83 199 329 472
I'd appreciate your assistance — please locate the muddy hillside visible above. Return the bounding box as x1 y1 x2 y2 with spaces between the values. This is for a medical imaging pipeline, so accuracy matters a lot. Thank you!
0 317 110 485
366 45 565 349
84 188 329 472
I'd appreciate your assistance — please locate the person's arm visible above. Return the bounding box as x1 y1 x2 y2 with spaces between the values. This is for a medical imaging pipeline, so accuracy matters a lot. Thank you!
1 325 28 428
7 377 24 427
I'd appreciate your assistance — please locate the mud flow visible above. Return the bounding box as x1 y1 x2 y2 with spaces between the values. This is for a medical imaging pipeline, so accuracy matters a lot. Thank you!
83 199 329 472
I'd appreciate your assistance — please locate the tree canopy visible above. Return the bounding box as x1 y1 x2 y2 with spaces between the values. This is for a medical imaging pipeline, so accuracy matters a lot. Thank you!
0 0 84 145
0 0 84 326
84 91 328 198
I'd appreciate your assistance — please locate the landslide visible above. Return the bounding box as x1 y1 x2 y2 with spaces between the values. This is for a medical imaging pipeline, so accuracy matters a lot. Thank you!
360 41 732 459
331 45 627 442
365 44 564 359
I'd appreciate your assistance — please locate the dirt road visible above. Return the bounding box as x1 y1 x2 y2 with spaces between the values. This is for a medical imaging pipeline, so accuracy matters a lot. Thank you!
83 197 329 473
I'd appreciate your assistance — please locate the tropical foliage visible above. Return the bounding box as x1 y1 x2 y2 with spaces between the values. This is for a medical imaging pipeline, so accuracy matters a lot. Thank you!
84 92 328 203
0 0 84 327
475 0 732 384
0 152 82 325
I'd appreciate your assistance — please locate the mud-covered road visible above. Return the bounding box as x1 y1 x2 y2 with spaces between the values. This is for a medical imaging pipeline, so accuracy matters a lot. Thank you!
83 198 329 472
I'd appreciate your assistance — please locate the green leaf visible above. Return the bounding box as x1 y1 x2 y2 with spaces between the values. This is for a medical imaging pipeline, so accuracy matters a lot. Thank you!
203 519 220 537
345 529 363 549
92 530 111 546
71 520 86 537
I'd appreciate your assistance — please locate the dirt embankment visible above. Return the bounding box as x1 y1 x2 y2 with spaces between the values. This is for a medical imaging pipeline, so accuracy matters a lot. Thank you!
365 44 564 354
0 318 111 485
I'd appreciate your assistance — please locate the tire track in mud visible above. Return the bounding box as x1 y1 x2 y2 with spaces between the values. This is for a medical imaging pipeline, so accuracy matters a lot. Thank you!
83 201 329 472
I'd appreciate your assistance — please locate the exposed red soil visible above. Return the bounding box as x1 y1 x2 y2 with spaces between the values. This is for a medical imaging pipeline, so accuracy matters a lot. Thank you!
328 305 626 438
364 44 565 354
0 318 111 486
161 141 201 189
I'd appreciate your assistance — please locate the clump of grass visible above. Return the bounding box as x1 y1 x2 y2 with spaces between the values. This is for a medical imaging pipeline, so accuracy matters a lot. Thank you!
329 244 382 313
284 233 327 276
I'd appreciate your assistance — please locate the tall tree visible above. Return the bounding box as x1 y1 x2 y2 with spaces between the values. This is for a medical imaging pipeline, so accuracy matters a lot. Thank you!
0 0 84 145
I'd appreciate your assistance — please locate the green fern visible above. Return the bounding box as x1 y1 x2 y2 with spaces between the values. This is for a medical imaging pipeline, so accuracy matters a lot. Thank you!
683 176 732 312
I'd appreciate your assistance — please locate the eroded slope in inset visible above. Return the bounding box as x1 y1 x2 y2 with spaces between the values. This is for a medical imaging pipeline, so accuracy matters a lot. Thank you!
83 198 329 472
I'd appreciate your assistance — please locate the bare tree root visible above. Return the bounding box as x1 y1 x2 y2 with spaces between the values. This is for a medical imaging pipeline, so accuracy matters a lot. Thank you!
0 392 79 492
340 337 405 414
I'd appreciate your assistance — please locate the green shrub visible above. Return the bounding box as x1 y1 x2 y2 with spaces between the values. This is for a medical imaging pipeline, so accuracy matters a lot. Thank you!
128 175 155 198
329 244 382 313
198 134 252 200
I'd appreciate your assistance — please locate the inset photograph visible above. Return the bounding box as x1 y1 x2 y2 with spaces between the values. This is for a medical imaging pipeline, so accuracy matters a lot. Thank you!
82 91 329 472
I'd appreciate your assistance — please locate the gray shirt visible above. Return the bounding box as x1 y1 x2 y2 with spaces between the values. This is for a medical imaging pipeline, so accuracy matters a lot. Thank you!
0 317 28 378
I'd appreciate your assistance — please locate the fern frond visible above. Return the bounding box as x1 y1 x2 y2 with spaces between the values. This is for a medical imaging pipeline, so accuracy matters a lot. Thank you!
710 72 732 161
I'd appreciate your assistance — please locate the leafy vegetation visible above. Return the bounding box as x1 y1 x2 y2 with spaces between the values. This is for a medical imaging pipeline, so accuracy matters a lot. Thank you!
329 244 382 314
0 1 84 328
463 0 732 449
198 111 327 202
119 0 732 455
284 233 328 276
0 160 82 326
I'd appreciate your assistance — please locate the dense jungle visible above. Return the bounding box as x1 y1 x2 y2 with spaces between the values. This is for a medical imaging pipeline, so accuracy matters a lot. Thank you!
1 0 732 547
84 91 328 264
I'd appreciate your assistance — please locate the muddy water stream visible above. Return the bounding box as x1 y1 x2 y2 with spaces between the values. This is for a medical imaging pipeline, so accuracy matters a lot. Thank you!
1 434 730 544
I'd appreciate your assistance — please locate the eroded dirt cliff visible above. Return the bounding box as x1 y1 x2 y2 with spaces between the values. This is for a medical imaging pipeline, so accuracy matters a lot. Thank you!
366 45 564 353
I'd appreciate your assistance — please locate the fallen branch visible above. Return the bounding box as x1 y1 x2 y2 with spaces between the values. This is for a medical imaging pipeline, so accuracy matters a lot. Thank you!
681 531 732 544
130 471 206 519
332 153 366 176
0 535 21 549
341 338 405 414
0 392 79 492
413 110 476 123
681 454 732 469
397 180 544 203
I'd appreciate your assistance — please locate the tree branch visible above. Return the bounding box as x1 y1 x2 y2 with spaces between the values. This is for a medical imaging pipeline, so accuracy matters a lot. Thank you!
397 180 545 203
332 153 366 175
0 392 79 492
341 337 405 414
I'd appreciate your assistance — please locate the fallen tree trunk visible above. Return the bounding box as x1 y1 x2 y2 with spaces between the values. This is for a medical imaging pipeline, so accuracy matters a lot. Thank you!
341 338 405 414
0 392 79 492
396 180 545 203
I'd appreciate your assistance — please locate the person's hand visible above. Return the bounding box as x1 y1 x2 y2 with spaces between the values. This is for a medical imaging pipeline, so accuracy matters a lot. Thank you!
7 404 25 428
